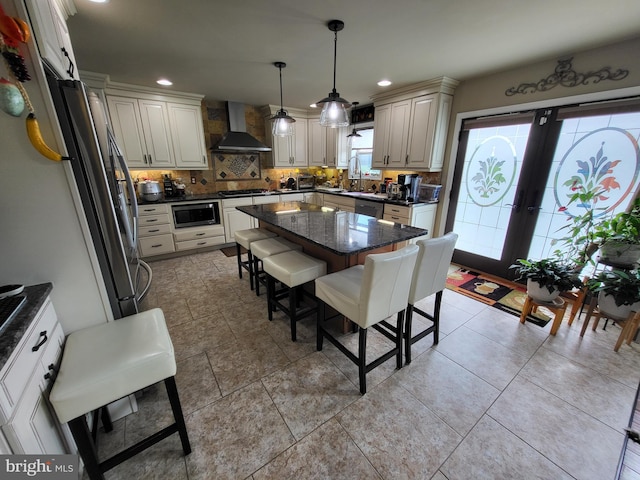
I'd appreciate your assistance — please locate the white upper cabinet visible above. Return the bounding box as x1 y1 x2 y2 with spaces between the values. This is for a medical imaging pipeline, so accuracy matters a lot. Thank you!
262 106 308 168
372 100 411 168
25 0 78 80
167 103 208 169
371 77 458 172
105 87 206 170
308 119 349 168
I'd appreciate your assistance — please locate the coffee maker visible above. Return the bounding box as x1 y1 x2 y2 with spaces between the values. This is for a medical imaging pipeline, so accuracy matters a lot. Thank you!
397 174 422 202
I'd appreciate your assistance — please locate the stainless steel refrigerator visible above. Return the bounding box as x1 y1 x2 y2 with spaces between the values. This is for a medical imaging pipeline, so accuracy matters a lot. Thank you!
46 71 152 319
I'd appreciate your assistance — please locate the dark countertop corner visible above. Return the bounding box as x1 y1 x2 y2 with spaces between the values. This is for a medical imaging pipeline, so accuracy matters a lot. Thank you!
0 283 54 370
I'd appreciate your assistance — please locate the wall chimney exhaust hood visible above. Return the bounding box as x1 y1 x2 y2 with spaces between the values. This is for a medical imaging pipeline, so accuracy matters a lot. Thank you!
213 102 272 152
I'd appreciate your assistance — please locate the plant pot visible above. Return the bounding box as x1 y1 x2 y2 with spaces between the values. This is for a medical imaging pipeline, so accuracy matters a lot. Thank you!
526 279 560 303
599 242 640 266
597 291 640 321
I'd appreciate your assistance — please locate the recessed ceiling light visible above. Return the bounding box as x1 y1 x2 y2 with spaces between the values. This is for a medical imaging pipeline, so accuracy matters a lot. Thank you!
156 79 173 86
89 0 110 3
309 103 318 108
377 80 392 87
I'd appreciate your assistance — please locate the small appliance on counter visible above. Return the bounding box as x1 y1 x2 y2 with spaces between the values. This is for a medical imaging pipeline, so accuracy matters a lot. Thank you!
296 174 315 190
162 174 174 198
418 184 442 203
387 182 401 200
138 180 162 202
397 174 422 202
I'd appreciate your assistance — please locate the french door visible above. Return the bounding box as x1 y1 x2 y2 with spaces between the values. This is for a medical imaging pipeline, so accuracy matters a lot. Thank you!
446 100 640 279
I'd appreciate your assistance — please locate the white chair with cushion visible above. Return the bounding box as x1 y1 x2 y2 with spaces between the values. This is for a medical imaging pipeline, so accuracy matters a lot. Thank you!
234 228 278 290
315 244 419 394
404 232 458 364
49 308 190 480
262 250 327 341
250 237 303 296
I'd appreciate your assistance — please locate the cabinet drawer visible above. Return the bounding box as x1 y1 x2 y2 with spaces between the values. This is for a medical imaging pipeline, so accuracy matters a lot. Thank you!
384 204 411 217
0 300 58 418
252 195 280 205
175 236 226 251
222 197 253 208
173 226 223 242
139 234 175 256
383 213 410 224
139 224 172 237
138 214 170 226
138 204 169 215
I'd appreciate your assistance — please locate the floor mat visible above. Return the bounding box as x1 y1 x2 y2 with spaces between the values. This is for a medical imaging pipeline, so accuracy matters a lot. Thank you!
446 266 552 327
221 246 246 257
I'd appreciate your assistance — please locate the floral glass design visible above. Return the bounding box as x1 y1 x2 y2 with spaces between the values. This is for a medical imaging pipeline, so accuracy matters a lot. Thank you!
466 136 517 207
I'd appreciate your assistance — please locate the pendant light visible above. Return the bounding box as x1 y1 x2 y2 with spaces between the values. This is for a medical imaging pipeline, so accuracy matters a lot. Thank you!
317 20 351 128
270 61 295 137
346 102 362 145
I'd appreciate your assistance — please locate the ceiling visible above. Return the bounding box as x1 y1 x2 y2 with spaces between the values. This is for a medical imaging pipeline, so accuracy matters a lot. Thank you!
66 0 640 110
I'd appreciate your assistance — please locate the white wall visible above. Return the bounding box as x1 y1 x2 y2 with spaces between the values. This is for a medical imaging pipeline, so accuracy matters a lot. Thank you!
0 0 111 333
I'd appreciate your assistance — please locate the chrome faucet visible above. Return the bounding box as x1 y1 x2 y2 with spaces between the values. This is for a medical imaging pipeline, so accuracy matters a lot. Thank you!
348 154 363 191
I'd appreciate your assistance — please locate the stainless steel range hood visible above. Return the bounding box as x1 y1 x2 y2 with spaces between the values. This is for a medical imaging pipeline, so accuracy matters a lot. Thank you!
214 102 271 152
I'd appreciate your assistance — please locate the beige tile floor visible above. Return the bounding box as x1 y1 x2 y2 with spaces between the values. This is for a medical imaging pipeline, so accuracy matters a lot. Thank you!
90 249 640 480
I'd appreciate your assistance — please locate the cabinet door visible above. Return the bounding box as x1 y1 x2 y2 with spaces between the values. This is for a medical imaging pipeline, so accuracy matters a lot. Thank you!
168 103 208 169
308 119 325 167
324 127 337 167
335 126 350 169
137 100 175 168
106 96 148 168
224 209 255 243
406 95 437 169
387 100 411 167
292 118 308 167
25 0 77 80
372 104 391 168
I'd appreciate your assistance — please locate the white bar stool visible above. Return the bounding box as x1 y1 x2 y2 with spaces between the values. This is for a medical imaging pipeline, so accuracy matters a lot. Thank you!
315 245 419 394
234 228 278 290
250 237 303 296
262 250 327 341
404 232 458 364
49 308 190 480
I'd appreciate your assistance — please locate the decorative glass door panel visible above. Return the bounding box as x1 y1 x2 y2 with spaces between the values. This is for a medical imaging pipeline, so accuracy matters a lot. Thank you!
528 111 640 261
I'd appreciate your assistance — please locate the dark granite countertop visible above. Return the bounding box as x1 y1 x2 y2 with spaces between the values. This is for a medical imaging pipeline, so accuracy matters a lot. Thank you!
0 283 53 371
138 189 438 207
237 202 428 256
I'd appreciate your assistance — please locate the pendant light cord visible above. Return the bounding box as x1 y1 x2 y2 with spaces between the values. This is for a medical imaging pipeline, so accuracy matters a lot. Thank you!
332 30 338 94
279 65 284 111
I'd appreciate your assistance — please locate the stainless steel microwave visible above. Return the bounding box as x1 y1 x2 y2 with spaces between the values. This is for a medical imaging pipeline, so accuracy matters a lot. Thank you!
171 202 220 228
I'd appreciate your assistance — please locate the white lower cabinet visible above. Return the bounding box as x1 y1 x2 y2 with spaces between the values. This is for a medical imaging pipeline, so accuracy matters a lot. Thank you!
222 198 255 243
383 203 437 241
322 194 355 213
174 225 225 251
0 297 72 454
137 203 175 257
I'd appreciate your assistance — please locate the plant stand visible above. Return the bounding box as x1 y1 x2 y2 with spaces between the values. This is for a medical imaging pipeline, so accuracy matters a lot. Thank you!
519 295 567 335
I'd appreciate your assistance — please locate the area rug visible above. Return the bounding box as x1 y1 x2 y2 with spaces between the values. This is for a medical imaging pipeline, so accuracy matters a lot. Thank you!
446 266 552 327
221 246 246 257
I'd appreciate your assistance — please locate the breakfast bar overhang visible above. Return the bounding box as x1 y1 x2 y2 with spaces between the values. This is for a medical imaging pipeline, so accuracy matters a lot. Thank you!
236 202 428 272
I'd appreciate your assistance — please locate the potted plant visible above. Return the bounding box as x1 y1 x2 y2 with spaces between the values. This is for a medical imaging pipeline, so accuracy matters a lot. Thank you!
510 257 583 302
592 197 640 266
587 269 640 320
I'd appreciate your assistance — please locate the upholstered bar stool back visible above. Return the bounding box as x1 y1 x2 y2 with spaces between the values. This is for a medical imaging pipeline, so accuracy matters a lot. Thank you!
49 308 190 480
234 228 278 290
262 250 327 341
250 237 303 296
315 244 419 393
405 232 458 363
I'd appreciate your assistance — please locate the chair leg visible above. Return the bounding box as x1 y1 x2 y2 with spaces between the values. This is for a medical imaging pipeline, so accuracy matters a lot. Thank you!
433 291 442 345
405 304 413 364
358 327 367 394
236 243 243 279
68 415 104 480
164 377 191 455
267 275 275 321
254 255 261 296
317 300 325 351
100 406 113 433
289 285 298 342
248 252 255 290
396 310 404 369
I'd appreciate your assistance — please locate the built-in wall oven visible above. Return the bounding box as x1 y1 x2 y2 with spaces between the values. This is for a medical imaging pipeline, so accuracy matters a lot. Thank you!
172 202 221 228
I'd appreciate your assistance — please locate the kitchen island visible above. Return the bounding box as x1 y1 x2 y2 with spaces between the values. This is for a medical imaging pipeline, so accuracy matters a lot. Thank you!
237 202 427 272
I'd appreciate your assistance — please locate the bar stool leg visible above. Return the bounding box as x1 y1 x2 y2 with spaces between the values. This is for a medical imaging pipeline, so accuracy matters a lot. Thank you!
164 377 191 455
236 243 243 279
317 300 325 351
68 416 104 480
404 305 414 364
289 286 298 341
267 275 275 321
358 328 367 395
